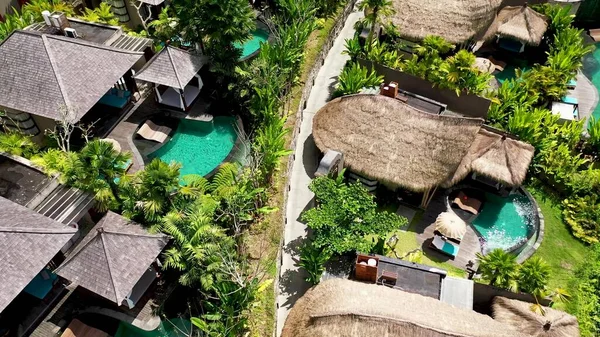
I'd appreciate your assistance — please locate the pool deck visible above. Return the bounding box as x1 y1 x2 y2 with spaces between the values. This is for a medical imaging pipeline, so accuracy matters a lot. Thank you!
571 70 598 125
106 91 210 173
412 192 482 271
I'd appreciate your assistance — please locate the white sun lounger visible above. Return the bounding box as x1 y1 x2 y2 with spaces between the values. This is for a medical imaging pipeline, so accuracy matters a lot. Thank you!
136 121 172 143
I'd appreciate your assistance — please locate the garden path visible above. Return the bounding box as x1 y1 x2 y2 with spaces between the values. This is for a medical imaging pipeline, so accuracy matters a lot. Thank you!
275 8 363 336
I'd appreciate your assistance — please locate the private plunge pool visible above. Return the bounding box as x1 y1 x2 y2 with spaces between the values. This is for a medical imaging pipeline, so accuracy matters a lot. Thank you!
448 188 538 254
147 116 239 177
235 28 269 61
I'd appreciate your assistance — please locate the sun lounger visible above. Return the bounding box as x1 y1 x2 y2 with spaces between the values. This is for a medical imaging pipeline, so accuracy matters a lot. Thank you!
136 121 172 143
430 234 460 259
488 56 507 72
590 29 600 42
567 78 577 89
452 191 482 215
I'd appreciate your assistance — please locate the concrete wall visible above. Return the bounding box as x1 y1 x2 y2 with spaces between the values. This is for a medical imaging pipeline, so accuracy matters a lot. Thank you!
31 114 56 143
357 59 491 118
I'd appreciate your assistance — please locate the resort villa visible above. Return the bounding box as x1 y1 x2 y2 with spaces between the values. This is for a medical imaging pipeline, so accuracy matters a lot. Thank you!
0 13 153 142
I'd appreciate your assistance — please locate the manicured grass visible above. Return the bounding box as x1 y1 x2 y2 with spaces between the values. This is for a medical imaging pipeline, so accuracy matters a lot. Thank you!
527 186 590 304
383 212 467 278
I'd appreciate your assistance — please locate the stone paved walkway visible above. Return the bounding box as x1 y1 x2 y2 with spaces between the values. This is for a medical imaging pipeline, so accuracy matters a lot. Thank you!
275 8 363 336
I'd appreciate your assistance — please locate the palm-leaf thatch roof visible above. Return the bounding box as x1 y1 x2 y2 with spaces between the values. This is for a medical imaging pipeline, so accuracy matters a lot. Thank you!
446 128 535 187
388 0 502 44
312 95 534 192
492 297 580 337
282 279 529 337
481 5 548 46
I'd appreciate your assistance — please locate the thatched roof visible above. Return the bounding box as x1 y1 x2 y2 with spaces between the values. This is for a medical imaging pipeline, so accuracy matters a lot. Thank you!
481 5 548 46
446 128 535 187
388 0 502 44
492 297 580 337
312 95 534 192
282 279 529 337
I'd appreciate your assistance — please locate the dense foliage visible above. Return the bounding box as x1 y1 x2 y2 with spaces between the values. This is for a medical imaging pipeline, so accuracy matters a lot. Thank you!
569 245 600 337
333 62 384 97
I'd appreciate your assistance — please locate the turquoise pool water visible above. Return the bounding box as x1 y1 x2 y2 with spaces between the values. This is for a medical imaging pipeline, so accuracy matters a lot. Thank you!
234 29 269 59
584 43 600 120
494 64 531 84
471 192 535 253
148 117 237 177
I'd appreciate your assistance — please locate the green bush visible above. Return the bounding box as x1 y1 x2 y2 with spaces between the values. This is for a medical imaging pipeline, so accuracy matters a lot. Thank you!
333 62 384 97
0 131 39 158
303 175 407 255
569 245 600 337
563 196 600 244
299 243 331 285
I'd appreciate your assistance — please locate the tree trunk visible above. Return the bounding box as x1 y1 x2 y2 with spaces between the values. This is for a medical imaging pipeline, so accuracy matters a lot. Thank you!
366 7 378 52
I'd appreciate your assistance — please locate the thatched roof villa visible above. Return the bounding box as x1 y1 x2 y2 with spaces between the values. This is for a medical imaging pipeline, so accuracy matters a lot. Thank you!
479 5 549 50
312 94 534 206
388 0 502 44
282 279 533 337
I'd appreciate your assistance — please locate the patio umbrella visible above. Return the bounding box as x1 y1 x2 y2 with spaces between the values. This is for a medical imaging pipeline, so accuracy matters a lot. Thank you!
474 57 495 74
101 138 122 153
434 211 467 240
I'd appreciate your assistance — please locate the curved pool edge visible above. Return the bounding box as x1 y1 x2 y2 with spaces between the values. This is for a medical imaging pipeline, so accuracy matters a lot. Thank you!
203 116 246 179
443 185 543 259
238 20 273 63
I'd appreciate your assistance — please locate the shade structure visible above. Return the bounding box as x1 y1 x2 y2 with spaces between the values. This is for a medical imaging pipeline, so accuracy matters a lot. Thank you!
481 5 548 46
492 297 580 337
474 57 495 74
100 138 122 152
434 211 467 240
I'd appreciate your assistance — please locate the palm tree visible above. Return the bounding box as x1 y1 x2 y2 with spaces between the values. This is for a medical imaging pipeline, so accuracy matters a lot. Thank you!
161 196 235 291
78 140 131 206
476 249 519 291
358 0 395 52
119 159 181 225
518 257 550 295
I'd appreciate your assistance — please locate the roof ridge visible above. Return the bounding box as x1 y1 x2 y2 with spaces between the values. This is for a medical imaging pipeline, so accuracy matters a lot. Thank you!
41 35 71 111
166 46 185 89
102 228 170 240
54 232 100 273
0 226 77 234
99 230 121 304
44 34 144 55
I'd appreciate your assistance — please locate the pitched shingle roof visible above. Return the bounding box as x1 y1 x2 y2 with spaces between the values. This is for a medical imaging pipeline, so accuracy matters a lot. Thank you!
134 46 206 89
0 30 144 121
55 211 170 305
0 197 77 313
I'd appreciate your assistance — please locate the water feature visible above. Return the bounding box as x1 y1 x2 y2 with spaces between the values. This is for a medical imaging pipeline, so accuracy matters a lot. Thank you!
470 191 536 253
148 116 238 177
234 29 269 59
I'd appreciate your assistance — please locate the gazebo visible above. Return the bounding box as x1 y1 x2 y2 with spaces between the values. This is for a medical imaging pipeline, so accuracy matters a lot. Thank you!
134 46 207 111
479 5 548 52
312 94 535 207
55 212 170 308
492 296 580 337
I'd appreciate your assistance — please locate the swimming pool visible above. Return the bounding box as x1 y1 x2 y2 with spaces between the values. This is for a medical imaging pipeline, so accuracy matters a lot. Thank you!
148 117 238 177
234 29 269 59
494 64 531 84
470 192 536 253
583 43 600 120
115 319 191 337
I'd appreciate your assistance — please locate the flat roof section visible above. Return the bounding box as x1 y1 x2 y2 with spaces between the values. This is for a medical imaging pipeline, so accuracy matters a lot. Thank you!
376 255 446 299
0 155 50 206
440 276 474 310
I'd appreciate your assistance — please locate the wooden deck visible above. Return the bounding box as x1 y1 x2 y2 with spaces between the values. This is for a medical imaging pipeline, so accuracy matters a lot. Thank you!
411 191 482 271
570 70 598 124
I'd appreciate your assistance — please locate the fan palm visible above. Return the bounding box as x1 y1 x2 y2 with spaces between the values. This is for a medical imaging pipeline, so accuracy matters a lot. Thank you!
358 0 395 51
518 257 551 295
0 131 38 158
476 249 519 291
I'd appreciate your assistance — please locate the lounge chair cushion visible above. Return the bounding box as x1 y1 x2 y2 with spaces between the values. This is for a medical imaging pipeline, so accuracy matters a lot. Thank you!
453 191 482 215
432 235 460 257
562 96 578 104
137 121 172 143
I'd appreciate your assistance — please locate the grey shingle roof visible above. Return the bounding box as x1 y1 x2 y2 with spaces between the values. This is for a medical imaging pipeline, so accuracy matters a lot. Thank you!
55 211 169 305
0 30 144 121
0 196 77 313
134 46 206 89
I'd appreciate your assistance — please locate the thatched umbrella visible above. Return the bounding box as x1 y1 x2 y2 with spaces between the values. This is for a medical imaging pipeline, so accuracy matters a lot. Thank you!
481 5 548 46
434 211 467 240
100 138 122 152
474 57 495 74
492 297 580 337
389 0 502 44
282 279 530 337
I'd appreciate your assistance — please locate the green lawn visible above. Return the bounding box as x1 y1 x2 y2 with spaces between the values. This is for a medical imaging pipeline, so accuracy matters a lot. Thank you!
527 186 589 290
